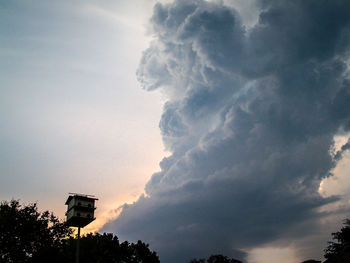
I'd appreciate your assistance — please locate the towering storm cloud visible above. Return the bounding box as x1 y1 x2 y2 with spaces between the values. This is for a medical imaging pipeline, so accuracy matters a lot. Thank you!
103 0 350 262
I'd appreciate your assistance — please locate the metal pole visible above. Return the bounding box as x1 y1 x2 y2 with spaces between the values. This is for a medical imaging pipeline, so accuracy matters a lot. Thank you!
76 227 80 263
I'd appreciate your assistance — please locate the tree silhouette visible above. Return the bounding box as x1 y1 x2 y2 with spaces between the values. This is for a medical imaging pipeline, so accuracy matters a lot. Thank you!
0 199 72 263
189 254 242 263
324 219 350 261
0 199 159 263
60 233 160 263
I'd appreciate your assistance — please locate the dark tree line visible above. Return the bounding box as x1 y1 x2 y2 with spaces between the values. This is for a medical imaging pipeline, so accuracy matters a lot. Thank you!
323 219 350 263
0 200 159 263
189 254 242 263
1 199 350 263
60 233 159 263
0 199 72 263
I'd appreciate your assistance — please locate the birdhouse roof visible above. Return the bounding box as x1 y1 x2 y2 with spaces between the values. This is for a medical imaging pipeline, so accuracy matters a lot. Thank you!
65 193 98 205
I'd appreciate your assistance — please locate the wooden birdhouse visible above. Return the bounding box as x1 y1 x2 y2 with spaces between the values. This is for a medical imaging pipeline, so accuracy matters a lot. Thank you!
65 193 98 228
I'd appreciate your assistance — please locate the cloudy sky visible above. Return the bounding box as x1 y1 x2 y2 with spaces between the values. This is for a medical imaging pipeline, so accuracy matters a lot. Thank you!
2 1 350 263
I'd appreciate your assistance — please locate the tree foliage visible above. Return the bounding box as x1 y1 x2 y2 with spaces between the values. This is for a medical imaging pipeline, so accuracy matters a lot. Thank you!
324 219 350 260
61 233 160 263
0 199 72 263
0 199 159 263
189 254 242 263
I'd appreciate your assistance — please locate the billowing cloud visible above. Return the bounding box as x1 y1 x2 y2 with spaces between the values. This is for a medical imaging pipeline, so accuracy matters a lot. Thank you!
103 0 350 262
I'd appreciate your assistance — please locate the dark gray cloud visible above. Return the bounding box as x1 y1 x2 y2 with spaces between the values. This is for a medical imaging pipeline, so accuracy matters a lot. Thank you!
103 0 350 262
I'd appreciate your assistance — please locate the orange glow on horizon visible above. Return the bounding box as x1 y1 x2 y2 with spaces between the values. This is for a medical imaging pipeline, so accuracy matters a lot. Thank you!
70 189 147 235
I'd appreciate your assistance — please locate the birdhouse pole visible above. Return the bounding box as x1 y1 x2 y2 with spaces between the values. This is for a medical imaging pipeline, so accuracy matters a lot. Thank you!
65 193 98 263
76 226 81 263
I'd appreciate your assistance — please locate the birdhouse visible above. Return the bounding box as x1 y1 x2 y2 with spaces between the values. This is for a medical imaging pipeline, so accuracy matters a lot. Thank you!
65 193 98 228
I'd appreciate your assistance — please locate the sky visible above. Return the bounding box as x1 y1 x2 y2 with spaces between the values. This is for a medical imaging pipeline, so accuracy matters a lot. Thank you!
0 0 167 231
2 1 350 263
